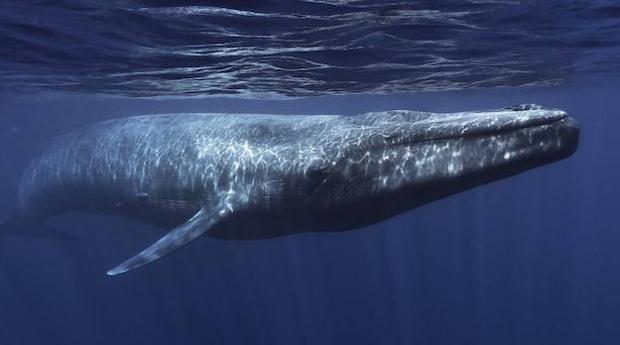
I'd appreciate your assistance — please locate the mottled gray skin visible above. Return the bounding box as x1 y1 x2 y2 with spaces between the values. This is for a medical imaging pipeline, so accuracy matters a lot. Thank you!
15 105 578 273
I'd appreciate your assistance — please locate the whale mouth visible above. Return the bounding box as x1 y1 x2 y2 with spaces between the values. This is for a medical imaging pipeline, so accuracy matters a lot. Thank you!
411 111 580 166
375 108 579 209
495 115 579 161
455 110 569 140
410 111 580 181
378 106 580 189
399 107 571 145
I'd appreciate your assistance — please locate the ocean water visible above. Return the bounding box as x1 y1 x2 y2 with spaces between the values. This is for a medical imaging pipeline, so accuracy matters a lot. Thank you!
2 1 620 97
0 1 619 345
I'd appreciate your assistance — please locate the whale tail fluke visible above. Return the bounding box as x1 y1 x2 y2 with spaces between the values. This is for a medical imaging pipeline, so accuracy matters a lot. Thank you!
0 212 79 240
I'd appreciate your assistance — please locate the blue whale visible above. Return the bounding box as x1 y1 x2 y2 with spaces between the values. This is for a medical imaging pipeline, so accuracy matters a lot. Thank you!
3 105 579 275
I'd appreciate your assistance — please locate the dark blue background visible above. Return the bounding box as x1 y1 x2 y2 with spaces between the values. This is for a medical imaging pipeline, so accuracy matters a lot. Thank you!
0 76 618 345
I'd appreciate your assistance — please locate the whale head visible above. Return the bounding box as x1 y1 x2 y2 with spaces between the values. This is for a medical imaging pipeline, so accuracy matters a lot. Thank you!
307 105 579 225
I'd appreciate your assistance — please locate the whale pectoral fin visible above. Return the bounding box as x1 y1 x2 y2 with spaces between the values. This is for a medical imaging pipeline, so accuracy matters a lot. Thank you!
106 206 227 276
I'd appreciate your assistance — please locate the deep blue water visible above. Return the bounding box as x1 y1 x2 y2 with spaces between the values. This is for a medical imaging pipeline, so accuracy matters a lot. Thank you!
1 2 620 345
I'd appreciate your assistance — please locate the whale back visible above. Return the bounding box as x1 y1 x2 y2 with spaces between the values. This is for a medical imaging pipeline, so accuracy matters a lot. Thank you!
16 113 345 222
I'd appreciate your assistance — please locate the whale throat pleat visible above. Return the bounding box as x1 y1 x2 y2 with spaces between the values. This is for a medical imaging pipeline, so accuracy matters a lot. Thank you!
106 206 226 276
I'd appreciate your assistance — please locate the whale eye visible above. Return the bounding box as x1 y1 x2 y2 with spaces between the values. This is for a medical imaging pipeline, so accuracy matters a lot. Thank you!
382 134 399 144
306 165 330 182
304 164 331 194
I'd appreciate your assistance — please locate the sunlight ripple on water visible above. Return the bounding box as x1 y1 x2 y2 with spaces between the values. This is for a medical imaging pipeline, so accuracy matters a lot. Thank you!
0 1 619 98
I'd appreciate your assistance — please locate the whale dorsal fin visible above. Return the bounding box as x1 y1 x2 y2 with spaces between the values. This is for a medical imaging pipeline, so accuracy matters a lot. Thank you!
106 206 228 276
